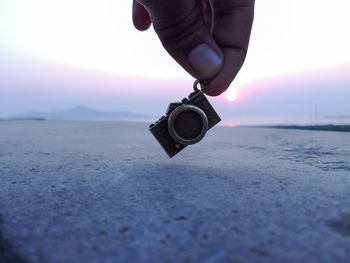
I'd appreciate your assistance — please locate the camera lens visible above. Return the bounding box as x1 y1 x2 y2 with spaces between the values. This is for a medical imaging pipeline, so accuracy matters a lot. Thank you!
168 105 208 145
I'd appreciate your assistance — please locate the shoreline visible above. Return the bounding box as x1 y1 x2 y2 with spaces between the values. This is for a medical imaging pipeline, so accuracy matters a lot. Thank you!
261 124 350 133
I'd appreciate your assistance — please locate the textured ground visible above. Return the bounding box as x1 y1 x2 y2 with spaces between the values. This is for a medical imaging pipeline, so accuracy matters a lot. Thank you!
0 120 350 263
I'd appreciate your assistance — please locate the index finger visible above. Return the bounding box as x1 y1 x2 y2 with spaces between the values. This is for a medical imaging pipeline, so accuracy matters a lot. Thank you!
205 0 255 96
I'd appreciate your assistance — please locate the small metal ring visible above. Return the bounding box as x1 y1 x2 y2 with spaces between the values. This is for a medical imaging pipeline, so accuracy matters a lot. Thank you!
193 80 209 92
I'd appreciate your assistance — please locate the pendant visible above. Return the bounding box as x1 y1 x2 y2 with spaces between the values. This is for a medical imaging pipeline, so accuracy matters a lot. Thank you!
149 80 221 157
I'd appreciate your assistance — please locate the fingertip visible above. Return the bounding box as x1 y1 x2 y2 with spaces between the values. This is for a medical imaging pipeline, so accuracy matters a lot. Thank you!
204 48 246 96
132 1 152 31
204 85 225 96
205 79 228 96
133 14 151 31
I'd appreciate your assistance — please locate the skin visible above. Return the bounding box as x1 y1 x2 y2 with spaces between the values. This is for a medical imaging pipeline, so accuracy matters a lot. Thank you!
132 0 255 96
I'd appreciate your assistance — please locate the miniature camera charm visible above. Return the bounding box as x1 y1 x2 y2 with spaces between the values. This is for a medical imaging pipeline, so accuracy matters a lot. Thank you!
149 80 221 157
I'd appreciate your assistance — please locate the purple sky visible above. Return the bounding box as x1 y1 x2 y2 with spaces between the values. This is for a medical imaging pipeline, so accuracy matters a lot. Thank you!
1 51 349 124
1 0 349 124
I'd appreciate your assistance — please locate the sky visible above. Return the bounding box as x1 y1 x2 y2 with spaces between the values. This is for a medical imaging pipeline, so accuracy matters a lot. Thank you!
0 0 349 124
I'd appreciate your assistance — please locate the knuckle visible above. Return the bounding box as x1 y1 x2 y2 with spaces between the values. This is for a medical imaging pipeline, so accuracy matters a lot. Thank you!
154 7 206 50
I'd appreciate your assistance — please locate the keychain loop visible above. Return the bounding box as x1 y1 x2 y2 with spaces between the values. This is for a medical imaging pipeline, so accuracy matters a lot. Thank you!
193 79 209 92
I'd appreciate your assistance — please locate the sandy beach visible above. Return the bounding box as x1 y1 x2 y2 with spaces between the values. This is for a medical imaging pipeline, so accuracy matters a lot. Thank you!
1 120 350 263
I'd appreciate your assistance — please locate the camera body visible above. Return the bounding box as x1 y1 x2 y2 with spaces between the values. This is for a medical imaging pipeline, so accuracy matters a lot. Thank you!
149 90 221 157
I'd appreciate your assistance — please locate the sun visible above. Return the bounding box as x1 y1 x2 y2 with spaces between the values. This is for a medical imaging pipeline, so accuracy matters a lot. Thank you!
226 88 238 102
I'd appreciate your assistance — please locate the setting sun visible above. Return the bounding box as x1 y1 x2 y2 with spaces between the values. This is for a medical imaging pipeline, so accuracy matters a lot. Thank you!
226 88 238 102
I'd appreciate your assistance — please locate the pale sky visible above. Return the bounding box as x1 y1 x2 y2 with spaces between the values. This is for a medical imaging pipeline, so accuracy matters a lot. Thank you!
0 0 349 122
1 0 349 78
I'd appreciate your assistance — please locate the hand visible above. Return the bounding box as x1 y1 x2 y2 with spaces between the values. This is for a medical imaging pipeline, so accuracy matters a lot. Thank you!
132 0 255 96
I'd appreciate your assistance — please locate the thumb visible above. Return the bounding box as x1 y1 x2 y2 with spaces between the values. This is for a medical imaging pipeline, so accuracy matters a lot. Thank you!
137 0 223 81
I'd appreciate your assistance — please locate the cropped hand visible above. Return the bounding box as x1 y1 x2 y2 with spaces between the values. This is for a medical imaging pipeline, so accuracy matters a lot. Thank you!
132 0 255 96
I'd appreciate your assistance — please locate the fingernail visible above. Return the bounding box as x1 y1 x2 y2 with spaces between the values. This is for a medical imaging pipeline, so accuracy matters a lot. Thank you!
188 44 223 79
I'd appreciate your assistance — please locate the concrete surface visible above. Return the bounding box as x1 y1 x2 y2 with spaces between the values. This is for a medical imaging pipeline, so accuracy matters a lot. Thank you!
0 120 349 263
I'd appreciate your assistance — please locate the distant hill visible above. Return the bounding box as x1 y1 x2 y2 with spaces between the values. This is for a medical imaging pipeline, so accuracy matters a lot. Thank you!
13 105 150 120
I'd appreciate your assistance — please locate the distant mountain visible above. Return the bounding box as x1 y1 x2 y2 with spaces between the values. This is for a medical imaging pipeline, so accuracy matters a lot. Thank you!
13 105 150 120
